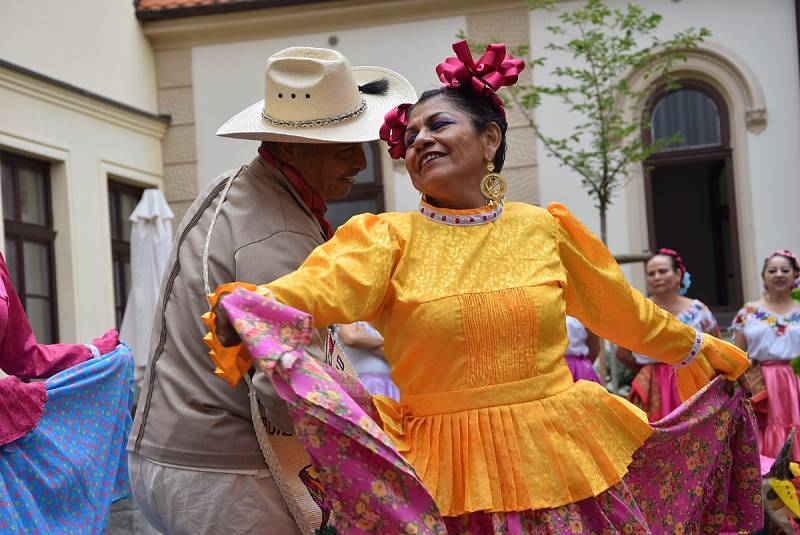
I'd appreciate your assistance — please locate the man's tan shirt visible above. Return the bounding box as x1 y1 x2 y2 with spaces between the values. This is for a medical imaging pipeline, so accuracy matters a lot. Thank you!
129 156 327 469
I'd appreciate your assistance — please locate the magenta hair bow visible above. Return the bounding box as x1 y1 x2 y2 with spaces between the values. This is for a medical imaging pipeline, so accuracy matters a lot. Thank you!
771 249 799 266
769 249 800 287
379 103 412 160
436 40 525 117
657 247 687 275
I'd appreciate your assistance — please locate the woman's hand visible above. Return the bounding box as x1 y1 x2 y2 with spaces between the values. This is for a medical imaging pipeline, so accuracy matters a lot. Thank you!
92 329 119 355
337 322 383 350
215 294 241 347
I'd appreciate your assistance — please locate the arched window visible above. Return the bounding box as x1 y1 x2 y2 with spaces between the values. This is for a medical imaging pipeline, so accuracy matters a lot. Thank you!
651 88 722 151
643 80 742 319
327 142 385 230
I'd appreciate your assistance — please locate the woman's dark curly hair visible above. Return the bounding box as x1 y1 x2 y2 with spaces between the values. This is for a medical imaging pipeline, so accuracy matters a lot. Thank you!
412 86 508 171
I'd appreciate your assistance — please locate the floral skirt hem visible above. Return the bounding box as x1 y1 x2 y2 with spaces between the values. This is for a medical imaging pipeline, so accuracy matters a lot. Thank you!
442 481 647 535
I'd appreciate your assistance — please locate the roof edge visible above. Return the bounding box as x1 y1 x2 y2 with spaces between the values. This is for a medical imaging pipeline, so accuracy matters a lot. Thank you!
135 0 337 21
0 57 170 125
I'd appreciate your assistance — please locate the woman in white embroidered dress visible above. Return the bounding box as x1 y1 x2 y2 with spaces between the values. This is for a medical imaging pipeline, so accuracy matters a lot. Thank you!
732 249 800 460
617 248 720 421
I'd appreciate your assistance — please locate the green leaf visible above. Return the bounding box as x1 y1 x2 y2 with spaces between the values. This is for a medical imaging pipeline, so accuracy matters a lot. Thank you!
519 0 703 242
792 355 800 377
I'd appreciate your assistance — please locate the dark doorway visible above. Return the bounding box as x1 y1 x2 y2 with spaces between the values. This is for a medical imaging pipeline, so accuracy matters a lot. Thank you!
644 80 742 322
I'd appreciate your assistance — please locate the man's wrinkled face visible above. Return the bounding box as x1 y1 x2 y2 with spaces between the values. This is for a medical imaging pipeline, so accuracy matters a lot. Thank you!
280 143 367 201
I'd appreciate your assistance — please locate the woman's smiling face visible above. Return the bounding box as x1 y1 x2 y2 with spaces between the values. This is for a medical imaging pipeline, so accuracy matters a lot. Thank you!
403 95 498 209
762 255 798 296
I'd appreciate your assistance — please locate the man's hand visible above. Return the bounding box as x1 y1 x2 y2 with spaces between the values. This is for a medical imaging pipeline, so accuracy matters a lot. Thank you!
215 295 242 347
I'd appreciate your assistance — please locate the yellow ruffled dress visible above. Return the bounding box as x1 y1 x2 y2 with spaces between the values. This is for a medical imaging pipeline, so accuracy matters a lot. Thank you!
222 201 749 517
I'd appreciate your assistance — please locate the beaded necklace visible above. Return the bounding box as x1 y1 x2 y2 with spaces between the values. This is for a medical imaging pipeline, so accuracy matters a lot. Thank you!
417 199 503 227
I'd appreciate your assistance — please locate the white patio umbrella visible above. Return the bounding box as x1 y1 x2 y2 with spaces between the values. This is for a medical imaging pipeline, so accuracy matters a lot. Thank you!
119 188 174 389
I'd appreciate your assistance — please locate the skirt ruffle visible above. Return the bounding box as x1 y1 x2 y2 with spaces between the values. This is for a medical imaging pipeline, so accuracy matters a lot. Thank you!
380 380 652 515
0 344 134 533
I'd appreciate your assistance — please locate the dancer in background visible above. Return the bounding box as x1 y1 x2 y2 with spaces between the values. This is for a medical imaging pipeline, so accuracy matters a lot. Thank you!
0 252 130 533
733 249 800 460
617 248 719 421
565 315 603 385
336 322 399 401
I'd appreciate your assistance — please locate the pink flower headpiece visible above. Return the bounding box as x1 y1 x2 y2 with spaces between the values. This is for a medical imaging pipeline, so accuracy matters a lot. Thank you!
379 40 525 160
766 249 800 289
436 40 525 118
769 249 800 269
378 103 412 160
656 248 687 275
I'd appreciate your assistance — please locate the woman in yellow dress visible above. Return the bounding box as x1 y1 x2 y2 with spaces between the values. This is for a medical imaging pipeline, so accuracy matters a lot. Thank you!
206 42 760 533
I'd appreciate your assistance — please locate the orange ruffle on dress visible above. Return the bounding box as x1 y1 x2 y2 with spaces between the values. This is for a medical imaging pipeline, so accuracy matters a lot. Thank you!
211 201 749 517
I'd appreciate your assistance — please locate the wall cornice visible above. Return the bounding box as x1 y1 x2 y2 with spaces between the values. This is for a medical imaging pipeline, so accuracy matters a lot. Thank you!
141 0 527 50
0 61 169 140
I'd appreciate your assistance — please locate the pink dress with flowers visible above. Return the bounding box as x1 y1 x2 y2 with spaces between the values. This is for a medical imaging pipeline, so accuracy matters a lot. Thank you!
732 302 800 460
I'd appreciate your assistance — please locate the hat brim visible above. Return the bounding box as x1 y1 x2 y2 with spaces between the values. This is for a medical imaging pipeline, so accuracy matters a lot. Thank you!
216 66 417 143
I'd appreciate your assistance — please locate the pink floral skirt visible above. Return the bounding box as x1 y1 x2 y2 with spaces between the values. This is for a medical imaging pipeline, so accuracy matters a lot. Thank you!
755 360 800 460
222 288 762 534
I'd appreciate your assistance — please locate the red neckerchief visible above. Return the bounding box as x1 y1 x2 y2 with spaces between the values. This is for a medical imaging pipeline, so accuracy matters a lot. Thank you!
258 145 333 239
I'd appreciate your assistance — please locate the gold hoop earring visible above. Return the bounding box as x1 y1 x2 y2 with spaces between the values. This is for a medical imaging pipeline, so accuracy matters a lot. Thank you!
480 162 507 206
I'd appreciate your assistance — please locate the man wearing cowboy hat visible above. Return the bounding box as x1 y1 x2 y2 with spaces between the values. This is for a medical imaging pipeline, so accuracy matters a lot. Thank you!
127 47 415 534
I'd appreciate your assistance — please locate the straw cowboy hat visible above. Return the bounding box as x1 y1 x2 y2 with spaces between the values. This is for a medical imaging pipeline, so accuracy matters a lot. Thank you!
217 46 416 144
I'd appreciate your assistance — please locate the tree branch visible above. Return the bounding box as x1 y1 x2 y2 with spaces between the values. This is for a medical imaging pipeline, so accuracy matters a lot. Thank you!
508 89 593 181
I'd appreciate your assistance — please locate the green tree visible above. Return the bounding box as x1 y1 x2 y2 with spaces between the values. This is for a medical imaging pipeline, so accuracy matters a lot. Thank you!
498 0 710 244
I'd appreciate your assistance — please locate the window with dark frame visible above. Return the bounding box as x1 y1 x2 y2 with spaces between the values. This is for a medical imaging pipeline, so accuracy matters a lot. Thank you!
108 180 144 327
1 151 58 343
643 79 743 324
326 142 385 230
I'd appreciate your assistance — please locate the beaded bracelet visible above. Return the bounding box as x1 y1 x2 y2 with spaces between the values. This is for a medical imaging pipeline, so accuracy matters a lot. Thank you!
674 329 703 368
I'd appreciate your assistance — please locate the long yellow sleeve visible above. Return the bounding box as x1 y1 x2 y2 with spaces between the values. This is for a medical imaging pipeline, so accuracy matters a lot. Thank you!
548 202 749 399
265 213 400 328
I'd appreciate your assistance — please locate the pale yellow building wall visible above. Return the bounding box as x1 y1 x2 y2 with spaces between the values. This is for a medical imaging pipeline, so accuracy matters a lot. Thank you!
0 72 165 343
0 0 158 113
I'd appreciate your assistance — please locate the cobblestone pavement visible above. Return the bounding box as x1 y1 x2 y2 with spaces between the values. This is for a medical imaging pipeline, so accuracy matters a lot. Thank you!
107 497 161 535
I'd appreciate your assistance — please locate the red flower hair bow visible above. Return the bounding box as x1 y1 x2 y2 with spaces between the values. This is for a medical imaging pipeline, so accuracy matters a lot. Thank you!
436 40 525 117
657 248 687 274
772 249 799 266
379 103 412 160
